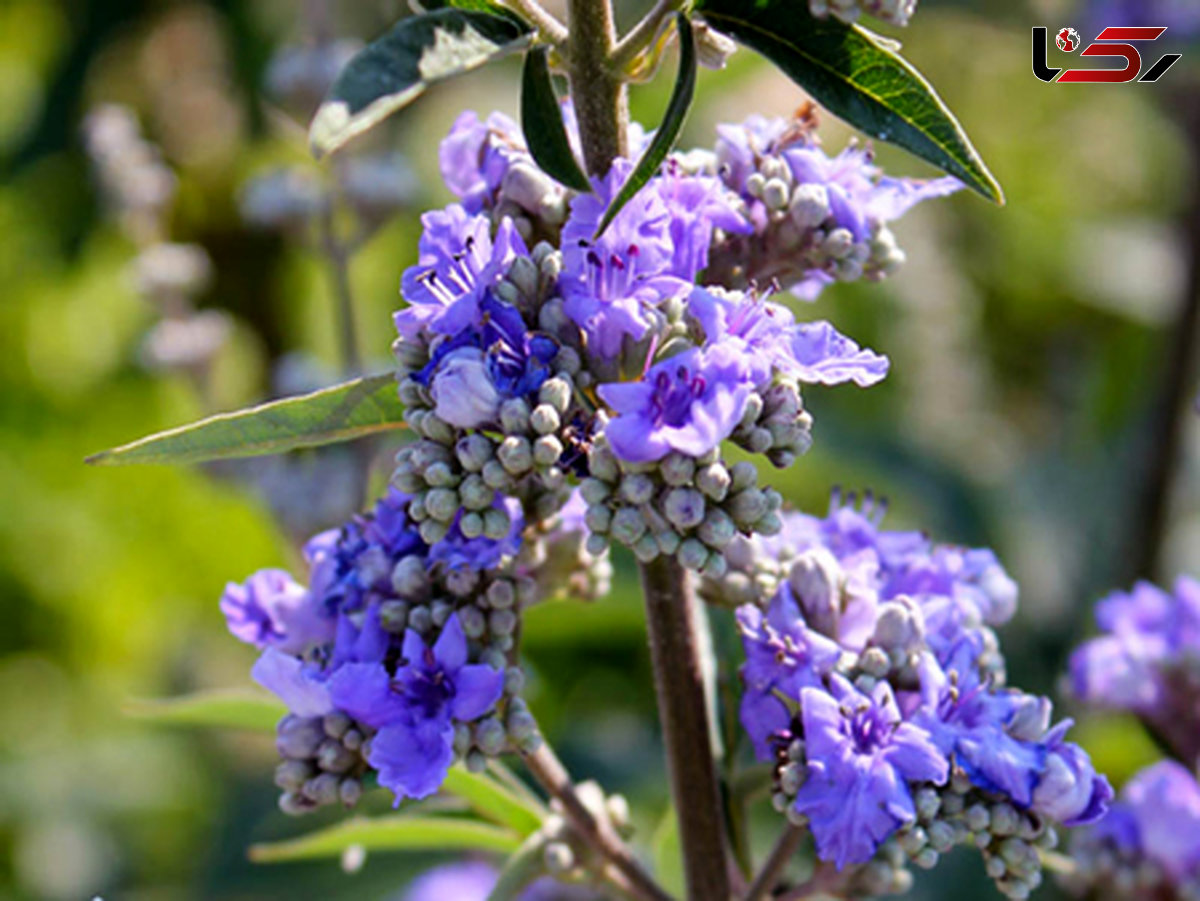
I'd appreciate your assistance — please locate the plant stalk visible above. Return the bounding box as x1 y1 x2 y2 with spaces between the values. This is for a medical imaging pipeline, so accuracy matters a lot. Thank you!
523 742 674 901
639 556 732 901
744 825 804 901
565 0 628 175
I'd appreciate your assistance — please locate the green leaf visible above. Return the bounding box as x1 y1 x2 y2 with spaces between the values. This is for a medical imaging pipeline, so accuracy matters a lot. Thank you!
87 373 405 466
694 0 1003 203
125 690 285 732
309 10 533 158
520 47 591 192
650 805 685 897
249 816 522 863
594 13 698 239
441 767 546 836
486 831 548 901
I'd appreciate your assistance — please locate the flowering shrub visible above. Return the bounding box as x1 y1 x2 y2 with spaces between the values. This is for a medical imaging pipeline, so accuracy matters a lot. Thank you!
91 0 1178 897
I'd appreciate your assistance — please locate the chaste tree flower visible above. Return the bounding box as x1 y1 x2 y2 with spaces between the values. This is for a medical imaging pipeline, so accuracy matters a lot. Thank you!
1062 761 1200 901
1069 576 1200 765
715 496 1109 896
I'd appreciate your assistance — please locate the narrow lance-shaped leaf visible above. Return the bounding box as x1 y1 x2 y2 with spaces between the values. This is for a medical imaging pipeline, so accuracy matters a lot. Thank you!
520 47 591 192
87 373 405 467
594 13 698 239
310 9 534 158
441 766 546 837
694 0 1003 203
125 690 286 732
248 815 523 863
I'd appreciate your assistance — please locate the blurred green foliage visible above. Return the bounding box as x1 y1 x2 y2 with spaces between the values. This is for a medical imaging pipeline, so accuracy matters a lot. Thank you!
0 0 1193 898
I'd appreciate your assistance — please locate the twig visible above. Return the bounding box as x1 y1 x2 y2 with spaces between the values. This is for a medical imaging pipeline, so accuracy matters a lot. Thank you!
565 0 627 174
522 742 675 901
744 825 804 901
611 0 679 72
502 0 569 48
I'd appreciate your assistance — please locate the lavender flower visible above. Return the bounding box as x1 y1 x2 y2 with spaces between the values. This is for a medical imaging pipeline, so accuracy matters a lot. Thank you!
597 346 753 463
793 675 949 869
221 568 333 654
1070 576 1200 763
439 111 528 214
561 161 691 360
1064 761 1200 900
396 206 527 341
329 614 504 801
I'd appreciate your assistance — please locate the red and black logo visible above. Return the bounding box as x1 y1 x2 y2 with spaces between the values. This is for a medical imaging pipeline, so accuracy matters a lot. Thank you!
1033 26 1182 83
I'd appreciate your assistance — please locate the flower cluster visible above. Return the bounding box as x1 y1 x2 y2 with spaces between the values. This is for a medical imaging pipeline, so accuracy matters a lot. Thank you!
1062 761 1200 901
388 108 949 577
711 495 1109 898
1069 577 1200 765
220 489 555 814
403 860 601 901
702 114 960 299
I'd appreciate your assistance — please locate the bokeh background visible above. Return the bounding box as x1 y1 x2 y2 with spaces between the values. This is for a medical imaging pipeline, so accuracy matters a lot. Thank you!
0 0 1194 897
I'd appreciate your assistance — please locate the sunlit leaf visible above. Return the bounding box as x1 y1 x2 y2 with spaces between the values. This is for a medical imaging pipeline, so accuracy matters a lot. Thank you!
125 690 285 731
650 804 685 897
521 46 591 192
441 766 546 836
310 10 533 157
87 373 405 466
595 14 697 238
249 815 522 863
695 0 1003 203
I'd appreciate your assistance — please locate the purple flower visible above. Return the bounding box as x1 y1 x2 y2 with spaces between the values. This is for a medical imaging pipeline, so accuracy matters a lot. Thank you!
1069 577 1200 762
252 648 333 717
421 296 558 427
787 321 890 387
561 162 691 360
597 346 753 462
431 346 502 428
430 497 524 571
438 111 526 213
1031 720 1112 826
328 614 503 802
396 206 527 341
687 288 890 388
1120 761 1200 880
653 164 748 279
792 675 949 869
737 586 842 758
220 568 333 654
404 861 497 901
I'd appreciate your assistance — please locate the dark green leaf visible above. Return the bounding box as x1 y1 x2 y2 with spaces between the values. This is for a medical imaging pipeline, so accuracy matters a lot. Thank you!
125 690 285 731
441 767 546 836
249 816 522 863
594 13 697 238
87 373 405 466
695 0 1003 203
521 47 591 192
310 10 533 157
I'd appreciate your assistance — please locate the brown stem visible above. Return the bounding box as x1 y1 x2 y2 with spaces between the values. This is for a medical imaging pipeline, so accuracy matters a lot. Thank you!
523 742 675 901
743 825 804 901
640 556 732 901
565 0 627 175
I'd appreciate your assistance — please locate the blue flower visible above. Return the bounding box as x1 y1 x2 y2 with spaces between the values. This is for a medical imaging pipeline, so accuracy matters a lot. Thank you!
561 162 691 360
396 206 527 341
328 614 504 802
737 585 842 759
597 345 752 462
792 675 949 869
422 296 558 428
220 568 333 655
438 111 526 213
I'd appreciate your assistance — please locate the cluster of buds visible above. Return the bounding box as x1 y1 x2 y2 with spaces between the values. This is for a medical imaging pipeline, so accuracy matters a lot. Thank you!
273 711 372 814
